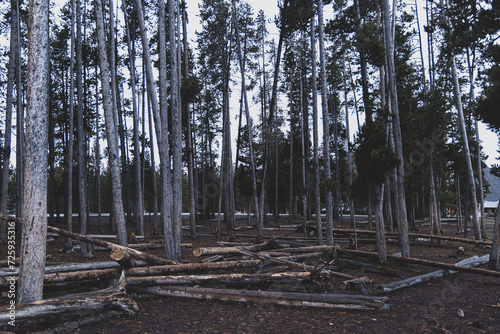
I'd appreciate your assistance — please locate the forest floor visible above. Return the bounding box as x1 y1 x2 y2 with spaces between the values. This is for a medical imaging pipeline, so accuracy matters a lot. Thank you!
3 215 500 334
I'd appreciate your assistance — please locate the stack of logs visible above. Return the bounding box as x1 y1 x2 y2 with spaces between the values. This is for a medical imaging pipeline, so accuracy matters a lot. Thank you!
1 221 498 330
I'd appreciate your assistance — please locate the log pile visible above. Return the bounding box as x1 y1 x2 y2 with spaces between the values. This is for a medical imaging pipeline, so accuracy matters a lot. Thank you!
1 214 498 331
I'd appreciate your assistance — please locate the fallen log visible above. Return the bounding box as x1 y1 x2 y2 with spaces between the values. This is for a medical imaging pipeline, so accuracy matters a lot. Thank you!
0 268 120 288
193 239 277 257
125 259 264 277
0 272 138 329
333 228 491 246
333 258 399 277
277 252 327 262
47 225 177 265
126 272 310 286
129 285 390 310
337 248 500 278
110 248 134 268
377 255 490 293
0 260 148 277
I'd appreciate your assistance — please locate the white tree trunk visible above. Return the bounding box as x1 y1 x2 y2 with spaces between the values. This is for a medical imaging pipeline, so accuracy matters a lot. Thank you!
18 0 50 303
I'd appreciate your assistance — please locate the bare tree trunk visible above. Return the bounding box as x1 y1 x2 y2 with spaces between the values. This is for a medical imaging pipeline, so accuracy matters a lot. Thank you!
182 1 197 239
121 0 143 236
343 55 357 249
170 0 183 261
382 0 410 256
310 16 322 245
156 0 175 259
17 0 49 303
15 0 24 220
374 183 387 264
440 0 481 240
318 0 334 246
232 0 260 232
94 0 127 246
0 0 19 242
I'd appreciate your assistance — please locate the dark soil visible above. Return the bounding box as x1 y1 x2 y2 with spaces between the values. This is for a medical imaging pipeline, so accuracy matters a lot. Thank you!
2 215 500 333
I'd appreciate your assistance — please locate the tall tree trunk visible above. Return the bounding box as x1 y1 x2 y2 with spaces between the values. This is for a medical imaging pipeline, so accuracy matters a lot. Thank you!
157 0 175 259
76 0 88 258
310 15 322 245
15 0 24 220
318 0 334 246
182 1 197 239
94 0 128 246
18 0 49 303
232 0 260 232
343 55 357 249
382 0 410 256
96 102 102 233
170 0 183 260
121 0 144 236
0 0 19 242
289 76 294 224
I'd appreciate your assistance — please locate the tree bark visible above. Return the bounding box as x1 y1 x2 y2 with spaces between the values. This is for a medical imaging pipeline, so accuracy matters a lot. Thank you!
489 201 500 270
130 286 389 310
382 0 410 257
378 255 490 293
310 16 322 246
317 0 334 246
193 239 277 257
17 0 50 303
94 0 128 246
126 272 310 286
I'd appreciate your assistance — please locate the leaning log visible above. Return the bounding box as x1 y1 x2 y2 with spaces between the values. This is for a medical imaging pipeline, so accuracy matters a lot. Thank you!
193 239 278 257
337 248 500 278
0 272 138 329
377 255 490 293
129 285 390 310
126 272 310 286
47 225 177 265
111 248 134 268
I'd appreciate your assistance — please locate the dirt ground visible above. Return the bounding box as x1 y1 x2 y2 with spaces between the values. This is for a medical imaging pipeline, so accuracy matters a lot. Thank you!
2 215 500 334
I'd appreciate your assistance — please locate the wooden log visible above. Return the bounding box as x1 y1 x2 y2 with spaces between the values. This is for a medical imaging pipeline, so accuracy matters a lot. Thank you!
193 239 277 257
277 252 327 262
0 260 149 277
337 248 500 278
129 285 390 310
334 258 399 277
0 272 138 329
377 255 490 293
237 250 354 280
0 268 120 288
47 225 177 265
125 260 264 277
110 248 134 268
126 272 311 286
333 228 492 246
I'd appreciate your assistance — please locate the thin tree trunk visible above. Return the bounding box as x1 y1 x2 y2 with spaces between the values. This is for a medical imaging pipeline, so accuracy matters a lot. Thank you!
489 201 500 270
382 0 410 256
318 0 334 246
15 0 24 220
374 183 387 264
17 0 50 303
94 0 127 246
170 0 183 261
343 55 357 249
0 0 18 242
232 0 260 233
182 1 197 239
440 0 481 240
310 15 322 245
121 0 143 236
